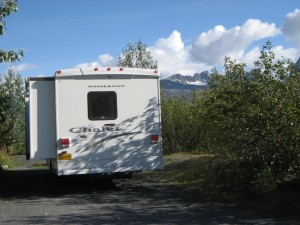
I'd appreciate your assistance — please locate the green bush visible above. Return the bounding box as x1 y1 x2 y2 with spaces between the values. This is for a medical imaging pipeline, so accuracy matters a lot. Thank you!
161 96 202 154
213 157 277 196
198 42 300 195
161 42 300 196
0 69 25 154
0 151 14 168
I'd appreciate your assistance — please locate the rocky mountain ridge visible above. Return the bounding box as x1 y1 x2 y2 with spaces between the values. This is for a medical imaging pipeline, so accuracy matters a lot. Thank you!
162 71 208 97
166 71 209 86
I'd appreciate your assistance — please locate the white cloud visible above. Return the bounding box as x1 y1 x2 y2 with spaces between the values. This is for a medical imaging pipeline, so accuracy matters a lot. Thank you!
190 19 280 66
153 30 185 52
239 47 261 68
149 19 281 77
150 30 210 77
11 63 37 72
239 46 298 68
149 16 299 77
282 9 300 49
75 61 99 68
273 46 298 61
75 53 115 68
98 54 114 66
35 74 50 77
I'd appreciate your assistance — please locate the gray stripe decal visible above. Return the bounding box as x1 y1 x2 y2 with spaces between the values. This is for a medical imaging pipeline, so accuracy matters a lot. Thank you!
82 132 141 152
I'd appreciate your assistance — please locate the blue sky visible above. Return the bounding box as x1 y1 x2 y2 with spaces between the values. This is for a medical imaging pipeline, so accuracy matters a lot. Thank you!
1 0 300 78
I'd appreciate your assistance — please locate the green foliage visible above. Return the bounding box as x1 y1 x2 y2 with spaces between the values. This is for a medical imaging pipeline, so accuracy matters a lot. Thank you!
0 0 18 35
202 43 300 195
0 0 23 63
117 39 157 69
0 151 14 167
161 91 212 154
161 41 300 196
0 69 25 154
161 96 198 153
212 158 277 196
0 49 23 63
0 1 24 154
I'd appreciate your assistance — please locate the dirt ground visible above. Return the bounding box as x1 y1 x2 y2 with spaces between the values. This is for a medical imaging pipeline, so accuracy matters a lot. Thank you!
0 155 299 225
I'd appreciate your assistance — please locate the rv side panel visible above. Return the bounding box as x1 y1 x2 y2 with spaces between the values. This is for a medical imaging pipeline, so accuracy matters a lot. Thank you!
27 78 56 159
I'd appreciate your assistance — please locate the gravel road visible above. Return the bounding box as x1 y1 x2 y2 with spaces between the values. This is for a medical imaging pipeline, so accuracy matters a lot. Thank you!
0 158 299 225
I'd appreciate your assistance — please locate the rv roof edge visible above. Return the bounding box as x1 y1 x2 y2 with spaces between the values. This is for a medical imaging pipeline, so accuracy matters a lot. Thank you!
55 67 160 77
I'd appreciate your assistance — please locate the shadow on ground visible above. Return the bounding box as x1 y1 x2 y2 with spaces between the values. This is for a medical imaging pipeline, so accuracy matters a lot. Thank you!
1 169 300 225
0 169 115 199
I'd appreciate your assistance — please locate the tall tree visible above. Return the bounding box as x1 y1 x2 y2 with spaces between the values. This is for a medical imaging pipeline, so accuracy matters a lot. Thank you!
0 0 23 63
117 39 157 69
0 69 25 153
0 0 24 154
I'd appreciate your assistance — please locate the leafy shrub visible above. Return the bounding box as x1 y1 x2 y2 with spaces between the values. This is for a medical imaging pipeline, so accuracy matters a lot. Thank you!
201 42 300 195
0 150 14 168
161 42 300 196
0 69 25 154
161 96 198 154
213 157 277 196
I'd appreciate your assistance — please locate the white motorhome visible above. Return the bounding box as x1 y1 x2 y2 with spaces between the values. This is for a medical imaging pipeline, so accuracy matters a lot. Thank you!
26 67 163 177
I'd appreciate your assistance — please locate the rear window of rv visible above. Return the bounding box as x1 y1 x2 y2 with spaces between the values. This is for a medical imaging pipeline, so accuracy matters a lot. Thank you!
88 92 117 120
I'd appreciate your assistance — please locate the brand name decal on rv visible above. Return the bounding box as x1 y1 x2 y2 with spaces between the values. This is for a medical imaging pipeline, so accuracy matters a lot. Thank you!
69 127 120 133
87 85 125 88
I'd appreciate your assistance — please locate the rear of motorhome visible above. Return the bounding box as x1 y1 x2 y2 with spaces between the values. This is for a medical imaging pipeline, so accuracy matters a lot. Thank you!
26 67 163 176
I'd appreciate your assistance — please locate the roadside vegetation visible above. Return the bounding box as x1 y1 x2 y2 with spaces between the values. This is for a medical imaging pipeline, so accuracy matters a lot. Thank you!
0 0 25 162
159 42 300 217
0 151 17 168
162 41 300 197
0 69 25 156
145 153 300 217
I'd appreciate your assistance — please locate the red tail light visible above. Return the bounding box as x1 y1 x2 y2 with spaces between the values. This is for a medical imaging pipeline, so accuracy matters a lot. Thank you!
60 138 70 147
151 135 159 143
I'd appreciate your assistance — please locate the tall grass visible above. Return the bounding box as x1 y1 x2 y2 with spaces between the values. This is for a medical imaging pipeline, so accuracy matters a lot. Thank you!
0 151 14 168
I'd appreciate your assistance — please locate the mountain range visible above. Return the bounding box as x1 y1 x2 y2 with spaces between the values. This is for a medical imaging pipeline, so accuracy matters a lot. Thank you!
166 71 209 85
162 71 208 97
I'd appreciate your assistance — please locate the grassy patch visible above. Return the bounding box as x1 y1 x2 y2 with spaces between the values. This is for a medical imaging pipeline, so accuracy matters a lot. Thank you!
0 152 17 169
144 152 300 218
158 153 214 185
31 162 49 168
143 153 223 199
